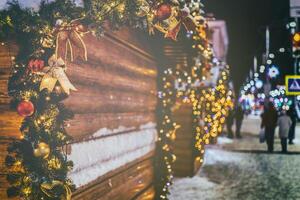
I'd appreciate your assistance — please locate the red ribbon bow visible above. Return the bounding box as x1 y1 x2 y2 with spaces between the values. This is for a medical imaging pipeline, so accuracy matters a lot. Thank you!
55 20 88 62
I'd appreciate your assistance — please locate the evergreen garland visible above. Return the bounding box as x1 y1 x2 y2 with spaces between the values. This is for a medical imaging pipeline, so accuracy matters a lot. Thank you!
0 0 212 199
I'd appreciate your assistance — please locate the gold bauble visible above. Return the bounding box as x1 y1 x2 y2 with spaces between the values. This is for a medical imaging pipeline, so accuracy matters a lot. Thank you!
34 142 50 158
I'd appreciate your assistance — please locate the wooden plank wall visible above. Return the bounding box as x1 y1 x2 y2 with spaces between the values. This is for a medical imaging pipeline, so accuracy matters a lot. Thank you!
0 28 157 200
68 28 157 199
172 101 201 177
0 42 22 200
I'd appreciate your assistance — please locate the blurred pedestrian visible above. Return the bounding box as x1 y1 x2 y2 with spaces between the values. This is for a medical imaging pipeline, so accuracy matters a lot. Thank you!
261 102 278 153
287 106 297 145
226 109 234 138
235 104 244 138
277 111 292 153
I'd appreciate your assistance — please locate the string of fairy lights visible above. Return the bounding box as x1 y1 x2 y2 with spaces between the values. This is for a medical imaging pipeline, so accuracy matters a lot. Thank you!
162 63 233 168
195 66 234 152
156 69 179 199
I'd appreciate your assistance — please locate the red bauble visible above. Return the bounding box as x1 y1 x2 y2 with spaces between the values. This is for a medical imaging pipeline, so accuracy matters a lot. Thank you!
17 101 35 117
28 59 45 72
156 4 172 21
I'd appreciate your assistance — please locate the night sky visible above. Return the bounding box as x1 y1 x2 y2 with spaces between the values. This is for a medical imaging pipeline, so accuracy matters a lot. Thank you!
204 0 291 92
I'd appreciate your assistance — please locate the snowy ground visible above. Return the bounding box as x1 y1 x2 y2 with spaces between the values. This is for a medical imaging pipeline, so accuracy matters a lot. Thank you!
170 117 300 200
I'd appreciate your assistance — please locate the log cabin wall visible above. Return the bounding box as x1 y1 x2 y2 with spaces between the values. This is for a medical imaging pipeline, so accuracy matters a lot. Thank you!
0 42 21 200
0 28 158 200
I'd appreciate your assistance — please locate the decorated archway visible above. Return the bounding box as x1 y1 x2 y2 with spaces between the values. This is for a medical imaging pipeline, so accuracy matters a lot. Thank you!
0 1 233 199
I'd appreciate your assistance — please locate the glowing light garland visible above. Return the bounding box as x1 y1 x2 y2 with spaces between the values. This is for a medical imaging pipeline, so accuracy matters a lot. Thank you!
195 66 233 152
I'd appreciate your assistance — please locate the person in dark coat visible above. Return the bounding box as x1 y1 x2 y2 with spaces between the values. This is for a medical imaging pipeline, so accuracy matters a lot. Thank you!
226 109 234 138
261 102 278 153
235 105 244 138
287 106 297 145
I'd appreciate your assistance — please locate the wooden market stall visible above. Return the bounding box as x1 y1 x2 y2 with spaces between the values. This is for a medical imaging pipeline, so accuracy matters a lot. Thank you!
0 13 225 200
0 0 226 199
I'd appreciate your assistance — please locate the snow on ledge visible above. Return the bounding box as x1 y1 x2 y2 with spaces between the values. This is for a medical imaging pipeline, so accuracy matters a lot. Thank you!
91 122 156 138
68 125 157 187
70 144 154 188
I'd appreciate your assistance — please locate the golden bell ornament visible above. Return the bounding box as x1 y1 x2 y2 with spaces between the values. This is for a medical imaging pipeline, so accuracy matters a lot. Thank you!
34 142 50 158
